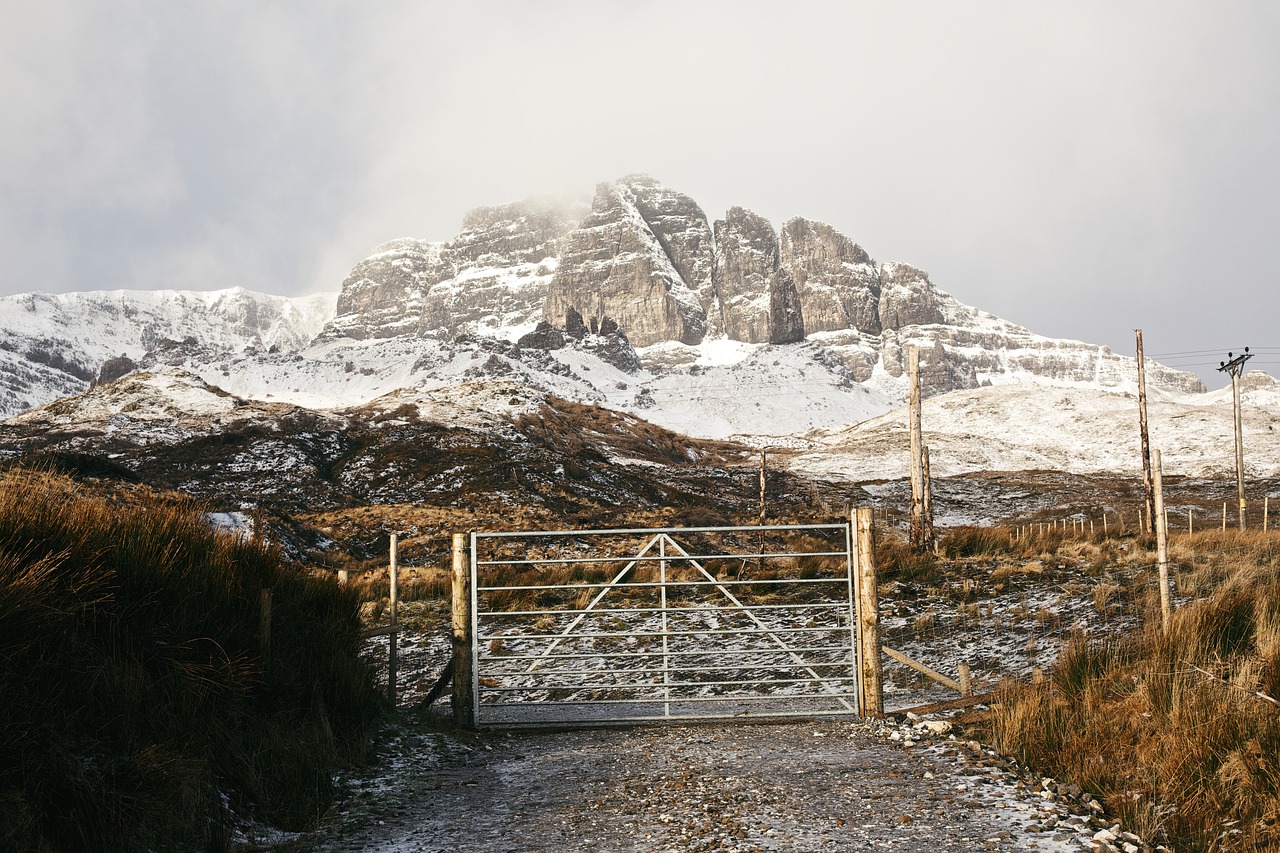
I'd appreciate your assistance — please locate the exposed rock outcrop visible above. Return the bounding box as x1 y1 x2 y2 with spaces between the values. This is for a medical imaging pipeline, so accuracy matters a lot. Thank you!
780 218 882 335
878 262 946 330
327 198 582 341
544 182 707 347
712 208 805 344
623 175 718 332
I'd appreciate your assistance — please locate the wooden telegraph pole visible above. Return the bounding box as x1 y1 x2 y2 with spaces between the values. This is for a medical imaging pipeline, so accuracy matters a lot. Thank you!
1135 330 1156 536
907 347 934 551
1218 349 1253 530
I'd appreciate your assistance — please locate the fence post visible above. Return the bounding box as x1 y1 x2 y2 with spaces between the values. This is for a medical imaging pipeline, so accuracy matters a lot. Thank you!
853 507 883 717
259 589 272 659
388 533 399 704
1154 450 1171 634
1223 502 1228 532
958 661 972 697
1266 497 1270 532
451 533 475 727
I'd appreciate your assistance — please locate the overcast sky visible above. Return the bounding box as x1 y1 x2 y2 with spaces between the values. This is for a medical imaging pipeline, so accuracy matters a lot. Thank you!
2 1 1276 387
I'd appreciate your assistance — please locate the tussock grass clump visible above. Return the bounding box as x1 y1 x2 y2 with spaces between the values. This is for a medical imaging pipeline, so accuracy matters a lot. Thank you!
988 543 1280 851
941 525 1017 558
0 471 383 853
875 534 938 583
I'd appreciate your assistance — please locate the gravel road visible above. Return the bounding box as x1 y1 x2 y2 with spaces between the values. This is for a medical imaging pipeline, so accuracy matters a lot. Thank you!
280 716 1112 853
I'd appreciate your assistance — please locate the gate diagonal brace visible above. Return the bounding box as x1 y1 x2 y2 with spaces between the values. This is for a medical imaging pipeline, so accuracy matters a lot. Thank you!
524 533 663 673
657 535 856 712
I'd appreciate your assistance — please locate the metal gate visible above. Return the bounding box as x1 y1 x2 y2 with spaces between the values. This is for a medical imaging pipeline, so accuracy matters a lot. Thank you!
468 524 860 727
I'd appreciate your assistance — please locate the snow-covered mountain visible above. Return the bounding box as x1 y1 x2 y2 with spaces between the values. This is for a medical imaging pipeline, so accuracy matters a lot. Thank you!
0 174 1209 437
0 288 335 416
790 370 1280 482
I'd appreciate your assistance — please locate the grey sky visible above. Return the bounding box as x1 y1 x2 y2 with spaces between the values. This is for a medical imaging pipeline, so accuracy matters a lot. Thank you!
2 1 1276 388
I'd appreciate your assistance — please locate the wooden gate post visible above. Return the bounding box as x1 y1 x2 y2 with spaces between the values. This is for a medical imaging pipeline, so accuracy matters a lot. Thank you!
1153 450 1171 633
450 533 475 727
853 507 883 717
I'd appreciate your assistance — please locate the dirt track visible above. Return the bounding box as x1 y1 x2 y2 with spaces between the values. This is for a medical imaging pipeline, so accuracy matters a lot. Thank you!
289 717 1104 853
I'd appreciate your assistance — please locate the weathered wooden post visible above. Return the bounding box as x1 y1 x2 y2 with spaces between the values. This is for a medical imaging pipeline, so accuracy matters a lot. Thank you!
451 533 475 727
1136 329 1156 536
388 533 399 704
922 446 935 554
758 449 767 524
1265 497 1270 532
259 589 272 659
958 661 972 697
907 347 934 552
853 507 883 717
1223 502 1228 532
1154 450 1171 633
1188 509 1193 536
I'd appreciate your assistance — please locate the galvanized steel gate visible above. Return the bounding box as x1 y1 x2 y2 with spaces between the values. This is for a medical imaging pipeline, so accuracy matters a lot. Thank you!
467 524 860 727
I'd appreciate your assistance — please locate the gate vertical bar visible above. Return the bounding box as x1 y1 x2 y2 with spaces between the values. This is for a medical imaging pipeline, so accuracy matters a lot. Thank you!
469 532 480 729
844 517 860 714
660 535 671 717
388 533 398 704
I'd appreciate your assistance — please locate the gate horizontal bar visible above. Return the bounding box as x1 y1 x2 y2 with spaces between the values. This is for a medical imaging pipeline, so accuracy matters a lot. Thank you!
475 659 853 678
480 675 857 693
478 576 845 593
475 523 848 539
478 602 847 618
479 708 859 726
481 691 855 708
480 644 849 662
477 550 848 567
480 624 848 641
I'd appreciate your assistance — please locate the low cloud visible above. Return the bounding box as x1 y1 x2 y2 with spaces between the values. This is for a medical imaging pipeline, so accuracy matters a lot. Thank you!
2 1 1276 386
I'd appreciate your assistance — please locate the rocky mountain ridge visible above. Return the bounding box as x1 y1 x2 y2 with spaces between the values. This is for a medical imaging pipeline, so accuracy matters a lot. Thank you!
0 173 1210 436
320 173 1204 400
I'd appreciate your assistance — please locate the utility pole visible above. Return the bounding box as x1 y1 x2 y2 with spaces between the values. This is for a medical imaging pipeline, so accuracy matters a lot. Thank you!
1218 348 1253 530
1135 330 1155 536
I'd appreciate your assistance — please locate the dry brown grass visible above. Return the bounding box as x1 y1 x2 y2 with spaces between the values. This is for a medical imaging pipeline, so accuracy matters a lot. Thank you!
986 532 1280 851
0 469 382 851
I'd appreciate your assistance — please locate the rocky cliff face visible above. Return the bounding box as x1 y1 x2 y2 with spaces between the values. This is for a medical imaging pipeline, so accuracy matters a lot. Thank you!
779 218 882 335
326 198 583 342
877 262 946 330
624 175 718 332
0 175 1211 422
543 181 708 347
317 174 1206 397
712 207 804 344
